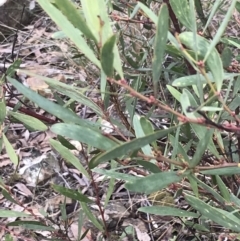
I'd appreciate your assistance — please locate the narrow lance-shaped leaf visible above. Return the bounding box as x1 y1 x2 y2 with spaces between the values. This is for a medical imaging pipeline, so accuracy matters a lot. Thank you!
137 2 179 49
93 168 141 183
3 133 18 165
152 3 168 97
52 184 93 203
215 175 230 201
125 171 186 194
172 72 240 88
51 0 97 41
89 125 179 168
0 97 6 124
81 202 104 231
8 111 47 131
4 234 13 241
16 71 103 117
204 0 237 64
166 85 181 102
185 193 240 232
50 139 89 178
170 0 193 31
0 210 29 218
140 116 158 150
179 32 223 91
101 35 116 76
190 128 214 168
202 0 221 33
51 123 118 150
200 166 240 175
37 0 100 67
6 59 22 77
7 221 54 231
180 88 220 158
139 206 199 218
81 0 123 77
221 47 232 68
133 115 153 158
8 77 99 129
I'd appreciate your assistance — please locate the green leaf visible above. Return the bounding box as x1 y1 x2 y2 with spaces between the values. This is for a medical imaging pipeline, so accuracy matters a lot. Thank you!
0 136 2 154
179 89 220 158
125 171 185 195
101 35 116 76
60 202 67 221
137 2 157 24
50 139 89 178
17 70 103 116
172 72 240 88
137 2 179 49
202 0 221 33
140 116 158 150
139 206 199 218
236 2 240 13
51 123 117 150
204 0 237 63
170 0 193 31
230 194 240 208
185 193 240 232
51 30 67 39
42 76 103 116
200 106 223 112
77 210 86 240
215 175 230 201
104 161 116 207
89 125 178 168
136 160 161 173
8 77 98 129
201 166 240 175
179 32 224 91
52 184 92 203
169 135 190 164
0 210 29 218
81 202 104 231
152 3 168 97
7 221 54 231
221 37 240 49
167 85 181 102
133 115 153 158
37 0 100 67
6 59 22 77
194 0 206 25
57 135 77 150
221 47 232 68
180 89 197 119
172 72 213 87
0 98 6 124
51 0 96 41
8 111 47 131
193 175 225 205
233 76 240 96
190 128 214 167
188 174 199 197
3 133 18 165
4 234 13 241
2 189 18 205
81 0 123 77
93 168 140 182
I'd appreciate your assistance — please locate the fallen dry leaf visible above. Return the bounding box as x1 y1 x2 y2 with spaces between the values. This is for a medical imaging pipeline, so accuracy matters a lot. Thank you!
135 226 151 241
14 183 33 197
70 223 92 241
0 159 12 167
25 77 49 91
